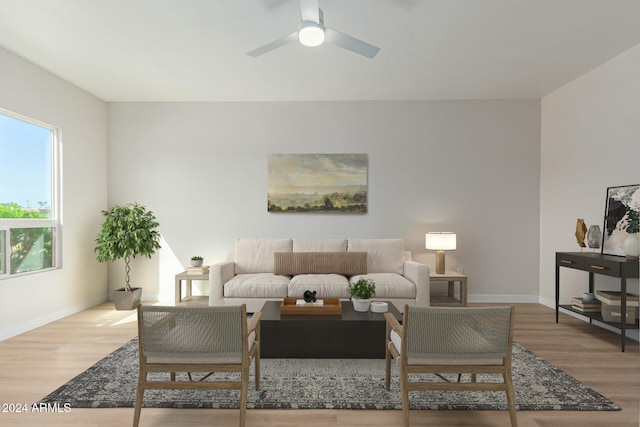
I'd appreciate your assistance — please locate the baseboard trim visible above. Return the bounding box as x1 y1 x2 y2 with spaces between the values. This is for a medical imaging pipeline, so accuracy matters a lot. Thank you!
468 294 540 303
0 296 108 342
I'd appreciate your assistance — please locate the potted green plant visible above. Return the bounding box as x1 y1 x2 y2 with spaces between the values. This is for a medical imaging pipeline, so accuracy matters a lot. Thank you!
95 203 161 310
347 278 376 312
190 256 204 267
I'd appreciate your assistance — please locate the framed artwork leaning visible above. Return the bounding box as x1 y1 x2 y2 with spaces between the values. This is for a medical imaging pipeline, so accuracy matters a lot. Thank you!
601 184 640 256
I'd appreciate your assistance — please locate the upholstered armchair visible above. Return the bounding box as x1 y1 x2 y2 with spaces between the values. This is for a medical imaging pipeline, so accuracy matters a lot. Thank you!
385 305 517 427
134 304 261 427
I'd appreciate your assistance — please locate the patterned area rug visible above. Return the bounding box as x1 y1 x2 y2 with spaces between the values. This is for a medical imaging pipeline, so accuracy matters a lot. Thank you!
38 338 619 411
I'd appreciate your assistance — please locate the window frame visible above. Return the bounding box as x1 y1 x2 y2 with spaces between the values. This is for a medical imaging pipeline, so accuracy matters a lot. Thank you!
0 108 62 278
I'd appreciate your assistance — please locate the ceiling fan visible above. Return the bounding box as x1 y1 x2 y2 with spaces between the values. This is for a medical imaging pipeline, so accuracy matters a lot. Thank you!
247 0 380 58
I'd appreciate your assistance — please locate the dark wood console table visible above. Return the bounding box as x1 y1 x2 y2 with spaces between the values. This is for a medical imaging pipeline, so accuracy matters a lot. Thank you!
555 252 639 352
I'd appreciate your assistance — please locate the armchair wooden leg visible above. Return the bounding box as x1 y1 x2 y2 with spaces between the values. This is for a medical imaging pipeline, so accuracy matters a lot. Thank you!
505 371 518 427
239 368 248 427
133 372 145 427
255 343 261 391
399 364 410 427
385 348 392 391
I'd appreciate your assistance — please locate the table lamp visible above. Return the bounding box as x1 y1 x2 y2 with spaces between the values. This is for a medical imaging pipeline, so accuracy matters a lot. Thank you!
425 232 456 274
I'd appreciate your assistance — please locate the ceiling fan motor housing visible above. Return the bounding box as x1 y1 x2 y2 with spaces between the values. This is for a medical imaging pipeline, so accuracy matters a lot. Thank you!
299 9 325 47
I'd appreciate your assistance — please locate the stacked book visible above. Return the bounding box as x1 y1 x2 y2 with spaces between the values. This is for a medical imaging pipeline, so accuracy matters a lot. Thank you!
187 265 209 275
295 299 325 306
571 295 601 312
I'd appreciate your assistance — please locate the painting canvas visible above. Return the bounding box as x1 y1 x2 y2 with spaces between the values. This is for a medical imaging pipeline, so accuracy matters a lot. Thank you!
268 154 368 213
602 184 640 256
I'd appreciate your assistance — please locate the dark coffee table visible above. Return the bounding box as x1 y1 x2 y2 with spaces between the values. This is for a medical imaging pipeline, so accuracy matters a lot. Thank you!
259 300 402 358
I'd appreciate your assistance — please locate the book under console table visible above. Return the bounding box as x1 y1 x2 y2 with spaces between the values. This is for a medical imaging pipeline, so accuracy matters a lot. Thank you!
555 252 639 352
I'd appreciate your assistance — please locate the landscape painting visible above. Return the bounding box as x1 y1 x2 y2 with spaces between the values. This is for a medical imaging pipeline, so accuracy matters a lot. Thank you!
268 154 368 213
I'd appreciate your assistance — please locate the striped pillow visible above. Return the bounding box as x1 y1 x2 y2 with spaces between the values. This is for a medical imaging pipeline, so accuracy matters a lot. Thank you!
274 252 367 276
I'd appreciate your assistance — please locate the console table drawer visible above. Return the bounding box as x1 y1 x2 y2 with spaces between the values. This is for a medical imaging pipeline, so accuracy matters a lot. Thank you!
556 253 585 270
585 259 620 276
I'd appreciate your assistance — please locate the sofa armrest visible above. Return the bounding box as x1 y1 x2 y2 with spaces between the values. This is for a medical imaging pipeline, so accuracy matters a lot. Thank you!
209 261 235 306
403 261 430 307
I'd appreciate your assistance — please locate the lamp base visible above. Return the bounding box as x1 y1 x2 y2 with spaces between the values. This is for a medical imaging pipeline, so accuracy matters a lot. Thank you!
435 250 446 274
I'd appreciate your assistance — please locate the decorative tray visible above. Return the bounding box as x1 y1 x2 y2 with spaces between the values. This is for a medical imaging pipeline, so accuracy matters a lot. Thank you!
280 297 342 315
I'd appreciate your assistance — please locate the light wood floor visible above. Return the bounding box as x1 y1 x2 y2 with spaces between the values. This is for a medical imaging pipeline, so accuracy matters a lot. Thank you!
0 303 638 427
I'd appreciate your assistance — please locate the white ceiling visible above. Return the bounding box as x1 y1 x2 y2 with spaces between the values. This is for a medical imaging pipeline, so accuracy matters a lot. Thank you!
1 0 639 102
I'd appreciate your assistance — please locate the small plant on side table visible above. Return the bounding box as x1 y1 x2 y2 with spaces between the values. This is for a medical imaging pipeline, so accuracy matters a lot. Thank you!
190 256 204 267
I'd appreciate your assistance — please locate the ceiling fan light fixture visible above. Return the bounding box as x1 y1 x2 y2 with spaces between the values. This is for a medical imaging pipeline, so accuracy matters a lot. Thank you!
247 4 379 58
298 21 325 47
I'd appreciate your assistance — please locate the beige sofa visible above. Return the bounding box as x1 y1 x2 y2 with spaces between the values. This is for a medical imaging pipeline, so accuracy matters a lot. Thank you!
209 238 430 312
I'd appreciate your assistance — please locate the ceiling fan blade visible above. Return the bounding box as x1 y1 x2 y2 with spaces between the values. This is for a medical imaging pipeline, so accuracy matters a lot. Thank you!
247 31 298 57
324 27 380 58
300 0 319 23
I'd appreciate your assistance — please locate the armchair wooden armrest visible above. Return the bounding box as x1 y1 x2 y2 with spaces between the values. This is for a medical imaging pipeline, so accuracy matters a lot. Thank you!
384 310 404 391
247 312 262 333
384 312 402 335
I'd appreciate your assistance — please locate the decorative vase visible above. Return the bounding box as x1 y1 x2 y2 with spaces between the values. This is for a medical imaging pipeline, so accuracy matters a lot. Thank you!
575 219 587 249
624 234 639 261
352 298 371 312
586 225 602 251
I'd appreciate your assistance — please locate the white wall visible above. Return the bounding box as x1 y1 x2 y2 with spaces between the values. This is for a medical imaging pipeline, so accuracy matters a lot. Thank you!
0 47 108 340
540 43 640 310
2 37 637 340
108 100 541 302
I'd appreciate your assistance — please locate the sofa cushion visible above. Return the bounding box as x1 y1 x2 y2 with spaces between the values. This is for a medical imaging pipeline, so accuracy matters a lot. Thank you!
350 273 416 299
224 273 290 298
288 274 351 298
292 238 347 252
234 238 292 274
274 251 367 276
347 239 404 274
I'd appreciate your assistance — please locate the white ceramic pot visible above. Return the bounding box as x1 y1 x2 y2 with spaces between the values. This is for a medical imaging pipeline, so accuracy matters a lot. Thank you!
370 301 389 313
352 298 371 312
190 259 203 267
624 233 639 260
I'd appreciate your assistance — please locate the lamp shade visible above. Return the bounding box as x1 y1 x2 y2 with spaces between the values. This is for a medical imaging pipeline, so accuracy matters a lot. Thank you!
425 232 457 250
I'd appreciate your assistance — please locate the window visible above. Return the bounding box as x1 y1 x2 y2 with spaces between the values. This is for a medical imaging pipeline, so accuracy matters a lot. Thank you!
0 109 60 277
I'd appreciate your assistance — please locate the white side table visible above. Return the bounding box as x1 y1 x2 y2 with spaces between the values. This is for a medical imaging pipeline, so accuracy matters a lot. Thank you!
430 271 467 306
175 271 209 303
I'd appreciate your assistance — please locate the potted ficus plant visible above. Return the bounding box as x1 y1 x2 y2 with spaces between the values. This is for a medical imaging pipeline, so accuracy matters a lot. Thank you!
95 202 161 310
347 278 376 312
